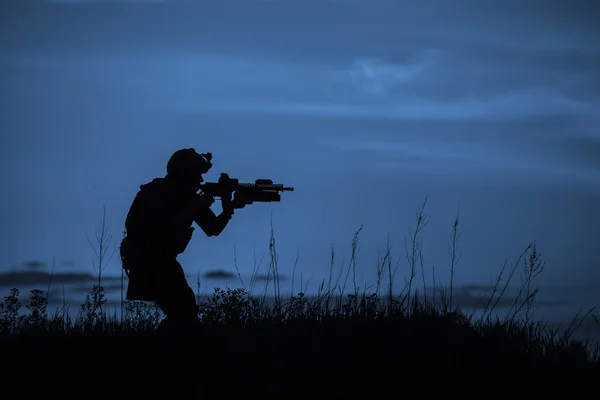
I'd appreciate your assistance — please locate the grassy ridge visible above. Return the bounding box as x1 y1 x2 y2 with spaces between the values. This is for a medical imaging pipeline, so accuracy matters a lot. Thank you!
0 199 598 387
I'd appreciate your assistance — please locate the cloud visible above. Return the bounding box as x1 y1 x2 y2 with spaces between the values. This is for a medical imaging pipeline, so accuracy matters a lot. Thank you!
333 50 440 95
192 88 592 124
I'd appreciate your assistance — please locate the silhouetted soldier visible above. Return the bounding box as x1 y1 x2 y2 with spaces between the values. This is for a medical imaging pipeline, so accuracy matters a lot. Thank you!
119 148 245 339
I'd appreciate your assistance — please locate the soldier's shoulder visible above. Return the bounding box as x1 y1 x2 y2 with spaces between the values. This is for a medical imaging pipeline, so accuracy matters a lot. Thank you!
135 178 170 200
140 178 166 190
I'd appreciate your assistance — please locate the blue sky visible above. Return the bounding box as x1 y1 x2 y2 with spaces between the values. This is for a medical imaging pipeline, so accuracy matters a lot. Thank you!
1 0 599 299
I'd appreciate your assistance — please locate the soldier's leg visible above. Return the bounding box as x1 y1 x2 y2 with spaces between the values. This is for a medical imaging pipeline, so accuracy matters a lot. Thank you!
155 258 201 337
151 260 201 386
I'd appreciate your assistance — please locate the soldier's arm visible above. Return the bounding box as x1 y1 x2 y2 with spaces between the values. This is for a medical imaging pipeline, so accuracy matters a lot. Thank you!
193 206 234 237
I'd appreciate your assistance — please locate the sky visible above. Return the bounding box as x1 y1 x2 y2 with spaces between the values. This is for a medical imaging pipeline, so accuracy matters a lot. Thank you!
1 1 599 310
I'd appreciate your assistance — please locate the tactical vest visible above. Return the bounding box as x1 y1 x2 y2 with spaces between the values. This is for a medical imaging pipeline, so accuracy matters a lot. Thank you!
122 178 196 263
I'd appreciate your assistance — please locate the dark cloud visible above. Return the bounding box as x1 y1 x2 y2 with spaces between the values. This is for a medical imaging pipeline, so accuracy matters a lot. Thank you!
203 269 235 280
22 260 47 269
0 270 120 287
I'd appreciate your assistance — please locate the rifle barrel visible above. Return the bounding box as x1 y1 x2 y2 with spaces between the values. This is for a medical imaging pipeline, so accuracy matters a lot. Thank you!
237 183 294 191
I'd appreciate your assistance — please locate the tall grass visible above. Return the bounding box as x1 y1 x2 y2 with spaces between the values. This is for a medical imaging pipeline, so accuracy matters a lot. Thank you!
1 199 599 385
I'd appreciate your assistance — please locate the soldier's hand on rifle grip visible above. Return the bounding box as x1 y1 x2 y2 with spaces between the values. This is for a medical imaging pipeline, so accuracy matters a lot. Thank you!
221 191 234 214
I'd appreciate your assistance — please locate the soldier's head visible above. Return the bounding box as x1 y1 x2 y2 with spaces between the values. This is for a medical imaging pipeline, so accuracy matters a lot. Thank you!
166 148 212 191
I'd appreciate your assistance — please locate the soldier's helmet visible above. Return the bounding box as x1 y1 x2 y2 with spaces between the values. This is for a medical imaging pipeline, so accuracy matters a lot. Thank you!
166 148 212 181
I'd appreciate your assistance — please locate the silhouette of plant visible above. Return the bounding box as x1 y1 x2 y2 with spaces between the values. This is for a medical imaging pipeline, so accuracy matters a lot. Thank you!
24 289 48 329
0 288 22 334
78 284 107 330
123 300 163 330
198 287 261 325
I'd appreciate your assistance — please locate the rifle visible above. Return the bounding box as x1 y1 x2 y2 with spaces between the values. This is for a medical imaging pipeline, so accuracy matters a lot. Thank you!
200 173 294 205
